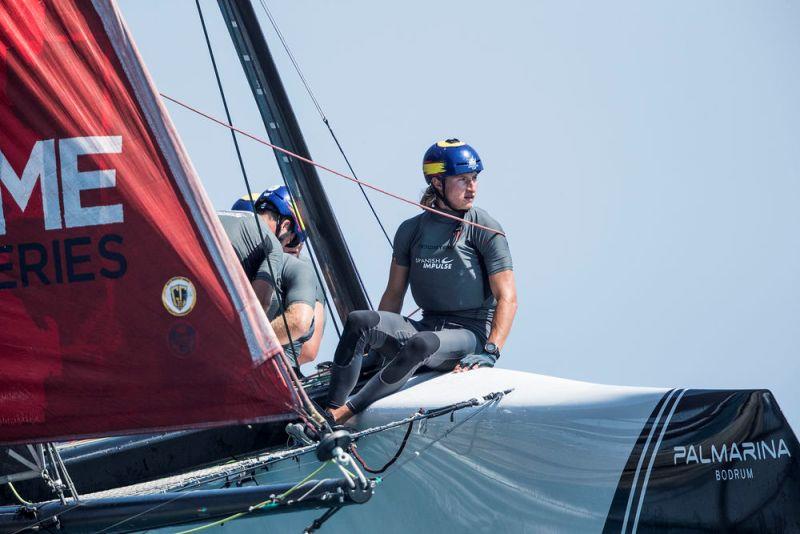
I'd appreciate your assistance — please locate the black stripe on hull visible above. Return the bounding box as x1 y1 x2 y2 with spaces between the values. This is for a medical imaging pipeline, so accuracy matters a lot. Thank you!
603 388 677 534
604 389 800 533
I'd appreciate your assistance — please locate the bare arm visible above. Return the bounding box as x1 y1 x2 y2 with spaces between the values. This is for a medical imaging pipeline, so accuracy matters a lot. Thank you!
270 302 314 346
453 269 517 373
378 259 409 313
487 270 518 350
298 301 325 365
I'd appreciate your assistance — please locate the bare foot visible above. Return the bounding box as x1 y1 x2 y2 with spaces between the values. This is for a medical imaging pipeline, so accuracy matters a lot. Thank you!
329 405 354 425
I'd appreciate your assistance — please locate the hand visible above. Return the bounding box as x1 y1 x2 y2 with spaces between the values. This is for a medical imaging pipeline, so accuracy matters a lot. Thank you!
452 352 497 373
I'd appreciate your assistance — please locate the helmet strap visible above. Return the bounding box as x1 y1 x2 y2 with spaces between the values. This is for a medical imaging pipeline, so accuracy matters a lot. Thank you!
433 177 467 215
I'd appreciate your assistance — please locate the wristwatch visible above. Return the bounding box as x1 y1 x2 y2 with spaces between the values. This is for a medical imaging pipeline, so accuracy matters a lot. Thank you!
484 342 500 358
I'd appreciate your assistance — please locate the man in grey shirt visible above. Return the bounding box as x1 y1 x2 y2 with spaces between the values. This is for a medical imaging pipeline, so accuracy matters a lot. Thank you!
294 256 326 368
393 206 513 345
218 209 284 310
231 186 320 371
327 139 518 424
268 253 317 370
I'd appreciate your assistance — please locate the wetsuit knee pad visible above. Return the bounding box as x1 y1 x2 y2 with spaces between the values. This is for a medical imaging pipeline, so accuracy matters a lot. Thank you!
346 310 381 331
333 310 381 366
382 331 440 384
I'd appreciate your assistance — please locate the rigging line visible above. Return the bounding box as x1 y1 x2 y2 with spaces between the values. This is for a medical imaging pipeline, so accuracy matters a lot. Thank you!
257 0 393 247
160 93 507 238
381 391 507 480
9 502 85 534
92 461 332 534
173 461 331 534
304 505 343 534
91 490 199 534
51 443 79 502
173 391 510 494
57 393 502 534
281 176 373 313
6 482 32 506
304 241 342 337
172 443 323 494
325 117 394 247
277 145 376 314
103 461 327 530
257 0 323 117
194 1 308 397
270 171 344 335
352 418 416 474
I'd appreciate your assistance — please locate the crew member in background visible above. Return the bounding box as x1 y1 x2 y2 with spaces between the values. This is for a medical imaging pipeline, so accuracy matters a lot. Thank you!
217 206 284 317
232 186 324 371
295 256 326 367
326 139 517 424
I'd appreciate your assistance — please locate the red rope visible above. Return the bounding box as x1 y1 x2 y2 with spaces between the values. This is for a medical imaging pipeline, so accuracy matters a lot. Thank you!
160 93 506 237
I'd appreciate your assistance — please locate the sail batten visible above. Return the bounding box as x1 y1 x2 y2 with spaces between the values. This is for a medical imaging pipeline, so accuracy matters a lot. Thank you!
0 0 299 445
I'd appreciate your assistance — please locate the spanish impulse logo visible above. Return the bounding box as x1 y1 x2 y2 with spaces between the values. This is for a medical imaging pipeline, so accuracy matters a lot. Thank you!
416 257 454 270
0 136 127 288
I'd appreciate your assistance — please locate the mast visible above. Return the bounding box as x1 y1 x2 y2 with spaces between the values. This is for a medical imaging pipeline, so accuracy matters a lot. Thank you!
217 0 371 322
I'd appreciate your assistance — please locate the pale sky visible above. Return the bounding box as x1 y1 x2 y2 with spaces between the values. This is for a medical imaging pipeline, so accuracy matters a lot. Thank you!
119 1 800 431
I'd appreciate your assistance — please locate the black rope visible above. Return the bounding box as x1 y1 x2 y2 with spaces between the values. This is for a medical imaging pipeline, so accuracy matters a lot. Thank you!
304 505 343 534
266 174 343 338
13 391 510 534
194 0 298 362
258 0 393 249
323 122 393 247
352 419 415 475
381 391 511 480
303 241 342 338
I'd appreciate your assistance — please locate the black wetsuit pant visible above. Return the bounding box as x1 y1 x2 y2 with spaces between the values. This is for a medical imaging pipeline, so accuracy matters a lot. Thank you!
326 310 480 413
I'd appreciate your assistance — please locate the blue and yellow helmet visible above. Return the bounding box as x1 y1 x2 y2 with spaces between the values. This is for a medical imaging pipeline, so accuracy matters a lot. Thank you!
232 185 307 243
422 139 483 184
231 192 259 212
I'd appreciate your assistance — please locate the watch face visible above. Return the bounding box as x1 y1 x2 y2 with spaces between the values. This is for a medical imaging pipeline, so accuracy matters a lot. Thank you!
485 342 497 354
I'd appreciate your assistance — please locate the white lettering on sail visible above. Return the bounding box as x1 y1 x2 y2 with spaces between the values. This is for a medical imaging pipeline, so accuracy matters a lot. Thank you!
0 139 60 235
61 136 124 229
0 136 124 236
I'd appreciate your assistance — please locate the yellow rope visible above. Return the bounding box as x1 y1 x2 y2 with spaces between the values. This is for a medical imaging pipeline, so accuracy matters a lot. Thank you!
7 482 33 506
174 461 330 534
250 460 330 510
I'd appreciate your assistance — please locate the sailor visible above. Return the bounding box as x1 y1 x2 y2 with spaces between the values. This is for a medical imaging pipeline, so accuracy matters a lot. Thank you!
217 204 284 316
326 139 517 423
287 246 327 368
232 186 323 370
270 253 318 370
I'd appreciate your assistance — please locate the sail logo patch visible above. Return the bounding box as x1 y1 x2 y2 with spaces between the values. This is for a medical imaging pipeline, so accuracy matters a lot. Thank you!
162 277 196 316
168 322 197 357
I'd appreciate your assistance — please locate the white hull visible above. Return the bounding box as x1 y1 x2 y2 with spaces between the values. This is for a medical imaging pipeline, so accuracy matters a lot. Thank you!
171 368 798 533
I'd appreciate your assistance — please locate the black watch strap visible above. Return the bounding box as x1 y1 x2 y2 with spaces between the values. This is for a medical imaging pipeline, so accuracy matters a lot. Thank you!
484 342 500 357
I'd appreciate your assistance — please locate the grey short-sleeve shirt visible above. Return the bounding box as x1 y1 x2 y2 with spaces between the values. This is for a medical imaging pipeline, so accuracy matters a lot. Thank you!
218 210 284 289
270 254 317 316
269 254 317 366
392 207 512 340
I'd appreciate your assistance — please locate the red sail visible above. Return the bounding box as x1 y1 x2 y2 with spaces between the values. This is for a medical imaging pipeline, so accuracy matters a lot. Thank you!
0 0 299 444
